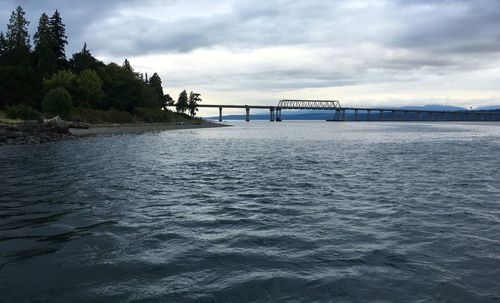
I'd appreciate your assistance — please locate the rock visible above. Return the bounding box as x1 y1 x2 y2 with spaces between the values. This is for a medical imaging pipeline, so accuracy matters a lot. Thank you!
67 121 89 129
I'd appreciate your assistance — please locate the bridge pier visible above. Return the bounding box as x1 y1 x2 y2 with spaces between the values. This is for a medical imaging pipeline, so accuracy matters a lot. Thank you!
270 108 274 121
355 109 359 121
277 108 282 121
392 111 396 121
219 107 222 122
404 111 407 121
245 107 250 122
416 111 421 121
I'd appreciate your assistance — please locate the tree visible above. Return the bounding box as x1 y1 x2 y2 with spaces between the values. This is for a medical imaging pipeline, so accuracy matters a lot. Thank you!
6 6 30 50
34 13 57 78
101 62 143 112
49 10 67 66
5 6 31 64
44 70 76 92
164 94 174 106
188 91 202 117
69 43 104 73
148 72 164 108
0 32 6 57
42 87 73 118
123 59 133 72
176 90 188 113
75 69 104 108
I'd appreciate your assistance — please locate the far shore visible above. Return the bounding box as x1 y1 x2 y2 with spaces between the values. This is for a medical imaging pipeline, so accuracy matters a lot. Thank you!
70 121 229 137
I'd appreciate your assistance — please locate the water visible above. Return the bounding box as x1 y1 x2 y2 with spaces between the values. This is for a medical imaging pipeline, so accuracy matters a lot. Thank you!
1 121 500 302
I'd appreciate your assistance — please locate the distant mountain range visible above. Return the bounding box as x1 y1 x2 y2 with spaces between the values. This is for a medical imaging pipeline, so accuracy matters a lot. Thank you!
205 104 500 120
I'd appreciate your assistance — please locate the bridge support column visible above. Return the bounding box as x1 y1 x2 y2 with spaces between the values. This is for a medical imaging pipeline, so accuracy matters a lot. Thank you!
270 108 274 121
392 111 396 121
219 107 222 122
355 109 359 121
277 109 282 121
417 112 421 121
404 111 407 121
245 107 250 122
444 112 447 121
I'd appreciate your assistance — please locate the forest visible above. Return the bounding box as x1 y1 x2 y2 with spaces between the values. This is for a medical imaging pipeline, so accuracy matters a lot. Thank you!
0 6 200 123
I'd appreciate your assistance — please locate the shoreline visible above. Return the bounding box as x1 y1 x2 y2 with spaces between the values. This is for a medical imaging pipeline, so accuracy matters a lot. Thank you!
0 120 229 146
70 121 229 137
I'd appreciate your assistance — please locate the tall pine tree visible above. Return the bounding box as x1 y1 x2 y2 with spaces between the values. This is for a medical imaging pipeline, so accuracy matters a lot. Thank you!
49 10 67 67
5 6 31 64
34 13 57 78
148 73 164 108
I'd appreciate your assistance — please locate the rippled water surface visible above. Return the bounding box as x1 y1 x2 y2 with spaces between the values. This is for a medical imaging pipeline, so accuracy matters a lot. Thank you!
1 121 500 302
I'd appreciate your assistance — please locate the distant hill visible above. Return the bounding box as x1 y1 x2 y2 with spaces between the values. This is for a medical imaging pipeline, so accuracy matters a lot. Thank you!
477 105 500 110
399 104 466 111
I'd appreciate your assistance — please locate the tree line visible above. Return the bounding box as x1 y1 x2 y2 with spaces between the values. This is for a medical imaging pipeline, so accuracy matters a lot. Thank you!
0 6 201 119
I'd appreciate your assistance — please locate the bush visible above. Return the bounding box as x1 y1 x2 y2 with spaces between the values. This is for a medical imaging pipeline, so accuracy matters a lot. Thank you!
6 104 42 121
133 107 173 123
42 87 73 118
70 108 133 124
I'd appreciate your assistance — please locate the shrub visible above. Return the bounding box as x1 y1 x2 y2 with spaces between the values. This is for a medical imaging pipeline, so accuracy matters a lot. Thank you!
6 104 42 121
69 108 133 124
42 87 73 118
133 107 173 123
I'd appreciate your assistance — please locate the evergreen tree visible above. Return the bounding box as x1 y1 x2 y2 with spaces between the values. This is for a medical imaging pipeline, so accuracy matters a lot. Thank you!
123 59 133 72
148 72 164 108
176 90 188 113
49 10 67 66
164 94 174 106
34 13 57 78
6 6 30 50
0 32 6 57
69 43 103 73
187 91 202 117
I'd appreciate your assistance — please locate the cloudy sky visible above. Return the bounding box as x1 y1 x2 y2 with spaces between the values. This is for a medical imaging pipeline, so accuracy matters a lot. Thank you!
2 0 500 115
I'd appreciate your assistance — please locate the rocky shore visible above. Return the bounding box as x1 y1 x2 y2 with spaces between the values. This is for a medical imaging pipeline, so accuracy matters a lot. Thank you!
0 119 76 146
0 119 227 146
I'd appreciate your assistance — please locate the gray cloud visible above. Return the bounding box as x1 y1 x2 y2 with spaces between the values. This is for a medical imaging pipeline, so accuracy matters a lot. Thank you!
1 0 500 104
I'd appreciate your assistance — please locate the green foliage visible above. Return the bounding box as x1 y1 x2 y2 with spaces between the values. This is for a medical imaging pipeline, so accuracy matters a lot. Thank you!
6 104 42 121
133 107 175 123
43 70 76 91
0 32 7 57
49 10 67 66
69 43 105 73
101 63 143 112
42 87 73 118
70 108 134 124
75 69 104 108
6 6 30 52
0 64 37 107
34 13 57 78
188 91 202 117
148 72 164 108
176 90 188 113
0 7 188 123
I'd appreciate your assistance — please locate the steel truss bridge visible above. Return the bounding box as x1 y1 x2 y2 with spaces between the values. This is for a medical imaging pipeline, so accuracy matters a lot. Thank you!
168 99 500 122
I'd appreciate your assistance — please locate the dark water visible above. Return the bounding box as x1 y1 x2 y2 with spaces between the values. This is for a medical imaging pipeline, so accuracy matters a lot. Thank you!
1 122 500 302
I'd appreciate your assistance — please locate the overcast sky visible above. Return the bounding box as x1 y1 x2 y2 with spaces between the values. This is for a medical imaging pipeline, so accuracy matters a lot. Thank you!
2 0 500 114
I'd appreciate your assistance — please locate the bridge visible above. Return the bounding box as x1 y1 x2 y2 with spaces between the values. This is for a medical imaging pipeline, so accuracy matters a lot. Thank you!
171 99 500 122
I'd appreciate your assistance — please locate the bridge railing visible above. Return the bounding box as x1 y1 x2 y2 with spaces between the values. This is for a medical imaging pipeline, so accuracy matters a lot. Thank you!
277 99 342 109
